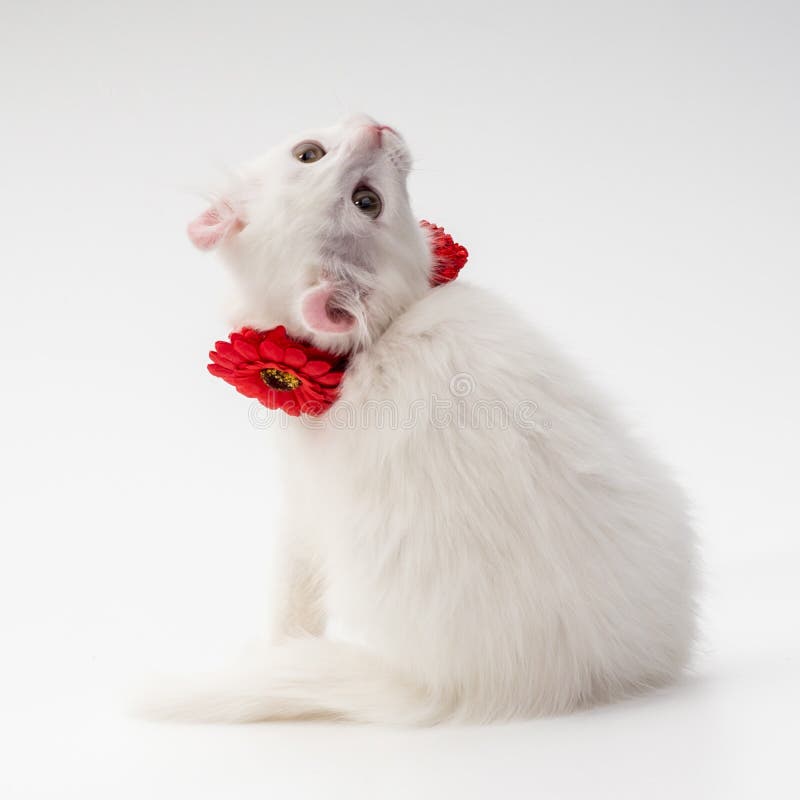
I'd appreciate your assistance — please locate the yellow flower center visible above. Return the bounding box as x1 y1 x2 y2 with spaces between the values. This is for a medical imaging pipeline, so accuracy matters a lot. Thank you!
260 367 302 391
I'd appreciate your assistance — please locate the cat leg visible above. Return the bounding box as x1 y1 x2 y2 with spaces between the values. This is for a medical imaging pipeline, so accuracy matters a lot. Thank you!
267 532 326 641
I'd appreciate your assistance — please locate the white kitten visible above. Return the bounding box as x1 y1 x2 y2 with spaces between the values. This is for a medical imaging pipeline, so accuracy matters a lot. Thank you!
171 113 697 724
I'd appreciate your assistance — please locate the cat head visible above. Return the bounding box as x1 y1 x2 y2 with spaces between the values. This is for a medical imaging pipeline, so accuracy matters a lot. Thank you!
188 114 431 354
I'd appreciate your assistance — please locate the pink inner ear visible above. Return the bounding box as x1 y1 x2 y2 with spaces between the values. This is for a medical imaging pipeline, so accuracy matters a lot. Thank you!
300 284 356 334
187 203 245 250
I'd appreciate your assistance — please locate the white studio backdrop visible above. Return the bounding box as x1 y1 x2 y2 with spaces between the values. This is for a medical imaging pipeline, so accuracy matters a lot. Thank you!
1 1 798 798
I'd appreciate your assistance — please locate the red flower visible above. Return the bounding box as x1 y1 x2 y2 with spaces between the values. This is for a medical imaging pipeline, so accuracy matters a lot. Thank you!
207 326 347 416
420 220 469 286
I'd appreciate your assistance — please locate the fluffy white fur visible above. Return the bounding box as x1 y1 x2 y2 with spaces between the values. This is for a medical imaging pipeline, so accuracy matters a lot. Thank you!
168 113 697 724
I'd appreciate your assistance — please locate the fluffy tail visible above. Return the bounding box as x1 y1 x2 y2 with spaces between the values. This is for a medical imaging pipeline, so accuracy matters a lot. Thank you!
138 638 444 725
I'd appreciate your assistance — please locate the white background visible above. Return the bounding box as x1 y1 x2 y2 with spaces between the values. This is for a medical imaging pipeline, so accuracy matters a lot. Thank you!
2 1 799 797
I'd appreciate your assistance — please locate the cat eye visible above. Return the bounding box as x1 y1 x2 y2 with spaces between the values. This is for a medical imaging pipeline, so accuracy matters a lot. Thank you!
352 186 382 219
292 141 326 163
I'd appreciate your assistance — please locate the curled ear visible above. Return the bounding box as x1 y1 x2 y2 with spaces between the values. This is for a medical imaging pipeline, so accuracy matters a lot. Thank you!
187 202 245 250
299 282 357 334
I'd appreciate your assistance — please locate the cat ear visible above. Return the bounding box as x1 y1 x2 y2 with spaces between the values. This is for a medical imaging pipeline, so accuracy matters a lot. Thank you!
187 202 245 250
299 282 357 335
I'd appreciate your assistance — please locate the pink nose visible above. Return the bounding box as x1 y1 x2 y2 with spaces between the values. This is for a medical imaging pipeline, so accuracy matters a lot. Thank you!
367 124 396 147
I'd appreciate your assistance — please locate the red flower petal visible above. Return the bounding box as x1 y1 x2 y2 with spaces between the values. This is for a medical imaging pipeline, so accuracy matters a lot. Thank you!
232 338 260 361
283 347 307 368
240 327 261 343
214 340 237 359
258 339 284 362
304 360 331 377
209 350 238 369
235 376 269 399
316 370 345 387
207 363 234 379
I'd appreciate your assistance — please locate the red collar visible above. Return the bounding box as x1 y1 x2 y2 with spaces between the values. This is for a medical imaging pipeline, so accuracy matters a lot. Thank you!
208 221 468 416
